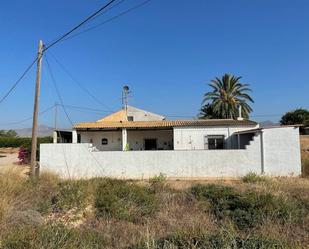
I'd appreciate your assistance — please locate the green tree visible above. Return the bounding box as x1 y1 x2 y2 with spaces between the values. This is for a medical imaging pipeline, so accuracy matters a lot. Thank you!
198 104 220 119
0 129 18 138
201 74 254 119
280 108 309 127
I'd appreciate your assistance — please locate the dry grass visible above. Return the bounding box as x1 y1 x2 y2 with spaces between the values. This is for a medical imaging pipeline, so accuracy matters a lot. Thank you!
301 135 309 177
0 171 308 249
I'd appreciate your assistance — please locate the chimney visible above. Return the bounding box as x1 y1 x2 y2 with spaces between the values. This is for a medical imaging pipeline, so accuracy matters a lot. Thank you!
237 105 244 120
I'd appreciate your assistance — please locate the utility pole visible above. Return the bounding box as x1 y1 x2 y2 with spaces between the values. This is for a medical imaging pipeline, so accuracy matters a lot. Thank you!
30 40 44 178
54 102 58 130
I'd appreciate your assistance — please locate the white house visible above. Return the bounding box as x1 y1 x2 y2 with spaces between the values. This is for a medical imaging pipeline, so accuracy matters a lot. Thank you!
68 105 259 151
42 105 301 179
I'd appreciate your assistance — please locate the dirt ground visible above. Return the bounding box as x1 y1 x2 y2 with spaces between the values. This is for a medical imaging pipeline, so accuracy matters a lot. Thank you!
0 148 29 176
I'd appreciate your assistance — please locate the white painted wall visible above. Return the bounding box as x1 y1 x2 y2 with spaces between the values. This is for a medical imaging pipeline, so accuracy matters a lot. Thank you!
173 125 258 150
40 143 261 179
79 130 173 151
262 127 301 176
126 106 165 121
79 131 122 151
40 127 301 179
127 130 173 150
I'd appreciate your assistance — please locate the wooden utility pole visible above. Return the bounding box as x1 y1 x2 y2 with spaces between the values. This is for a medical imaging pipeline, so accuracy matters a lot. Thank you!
54 102 58 130
30 40 44 178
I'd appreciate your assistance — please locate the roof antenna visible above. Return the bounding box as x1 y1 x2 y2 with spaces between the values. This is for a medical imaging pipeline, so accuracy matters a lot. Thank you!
122 85 131 116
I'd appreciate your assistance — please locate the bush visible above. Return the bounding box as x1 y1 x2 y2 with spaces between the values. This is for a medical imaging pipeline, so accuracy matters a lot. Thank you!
149 173 168 193
0 136 52 162
52 180 89 212
129 232 290 249
242 172 267 183
0 223 106 249
191 184 301 229
95 179 158 222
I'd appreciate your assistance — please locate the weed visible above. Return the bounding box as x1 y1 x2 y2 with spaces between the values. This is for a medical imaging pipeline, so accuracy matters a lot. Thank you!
129 232 290 249
242 172 267 183
149 173 168 193
191 184 301 229
0 223 106 249
95 179 158 222
52 180 89 212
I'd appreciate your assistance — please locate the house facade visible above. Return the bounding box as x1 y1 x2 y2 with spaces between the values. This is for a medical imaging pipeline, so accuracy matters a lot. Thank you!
44 105 301 179
69 105 259 151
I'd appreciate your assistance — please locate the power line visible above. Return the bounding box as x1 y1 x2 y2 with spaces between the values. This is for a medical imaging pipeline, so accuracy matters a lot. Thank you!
63 0 152 42
59 104 112 113
0 104 55 126
47 51 113 111
43 0 118 52
44 54 74 126
0 56 38 104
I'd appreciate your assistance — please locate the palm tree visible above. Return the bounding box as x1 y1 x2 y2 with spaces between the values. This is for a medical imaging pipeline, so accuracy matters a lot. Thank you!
202 74 253 119
198 104 220 119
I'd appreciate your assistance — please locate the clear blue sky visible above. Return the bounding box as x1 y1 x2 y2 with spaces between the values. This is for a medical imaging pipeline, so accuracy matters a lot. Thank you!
0 0 308 129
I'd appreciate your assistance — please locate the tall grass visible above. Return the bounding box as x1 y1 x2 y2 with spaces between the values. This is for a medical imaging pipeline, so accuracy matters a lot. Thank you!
0 170 308 248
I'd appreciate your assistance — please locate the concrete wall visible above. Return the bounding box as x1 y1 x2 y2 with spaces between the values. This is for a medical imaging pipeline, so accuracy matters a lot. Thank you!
126 106 165 121
173 125 258 150
40 143 260 179
262 127 301 176
79 131 122 151
40 127 301 179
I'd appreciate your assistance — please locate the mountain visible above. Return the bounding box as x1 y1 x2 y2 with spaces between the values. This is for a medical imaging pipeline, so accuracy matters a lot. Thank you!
259 120 280 128
14 125 54 137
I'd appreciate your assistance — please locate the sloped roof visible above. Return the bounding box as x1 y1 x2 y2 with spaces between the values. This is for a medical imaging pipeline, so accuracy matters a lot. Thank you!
97 109 127 122
97 105 165 122
74 119 258 130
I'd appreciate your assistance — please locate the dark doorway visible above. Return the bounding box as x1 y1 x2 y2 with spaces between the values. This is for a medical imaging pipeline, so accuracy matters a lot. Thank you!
144 139 157 150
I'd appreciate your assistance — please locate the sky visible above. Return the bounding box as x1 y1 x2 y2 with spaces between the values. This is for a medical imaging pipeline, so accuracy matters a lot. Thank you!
0 0 308 129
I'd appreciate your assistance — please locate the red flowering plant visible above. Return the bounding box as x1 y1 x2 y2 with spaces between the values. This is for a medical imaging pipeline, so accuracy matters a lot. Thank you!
18 147 28 165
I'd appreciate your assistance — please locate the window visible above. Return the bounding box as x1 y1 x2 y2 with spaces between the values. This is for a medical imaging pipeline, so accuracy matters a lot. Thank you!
101 138 108 145
205 135 224 150
127 116 134 121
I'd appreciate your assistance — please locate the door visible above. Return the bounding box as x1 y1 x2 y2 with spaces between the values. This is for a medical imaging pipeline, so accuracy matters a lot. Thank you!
144 139 157 150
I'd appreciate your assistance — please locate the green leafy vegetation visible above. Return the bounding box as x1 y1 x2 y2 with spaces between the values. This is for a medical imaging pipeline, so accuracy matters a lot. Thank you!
130 232 290 249
280 108 309 127
52 180 90 212
191 184 303 229
0 223 106 249
242 172 267 183
0 136 52 149
0 130 17 138
199 74 253 119
95 179 158 221
0 170 308 248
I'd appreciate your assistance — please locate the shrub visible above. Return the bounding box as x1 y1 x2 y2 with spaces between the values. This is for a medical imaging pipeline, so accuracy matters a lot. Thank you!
0 223 106 249
51 180 89 212
129 232 290 249
149 173 168 193
95 179 158 222
191 184 301 229
0 136 52 162
18 147 28 164
242 172 267 183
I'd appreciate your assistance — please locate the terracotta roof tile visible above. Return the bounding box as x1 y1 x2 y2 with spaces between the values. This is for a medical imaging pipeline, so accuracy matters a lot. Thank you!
74 119 257 130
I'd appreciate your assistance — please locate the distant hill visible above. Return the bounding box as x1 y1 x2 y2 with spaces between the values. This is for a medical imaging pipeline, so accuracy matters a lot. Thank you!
259 120 280 128
14 125 54 137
